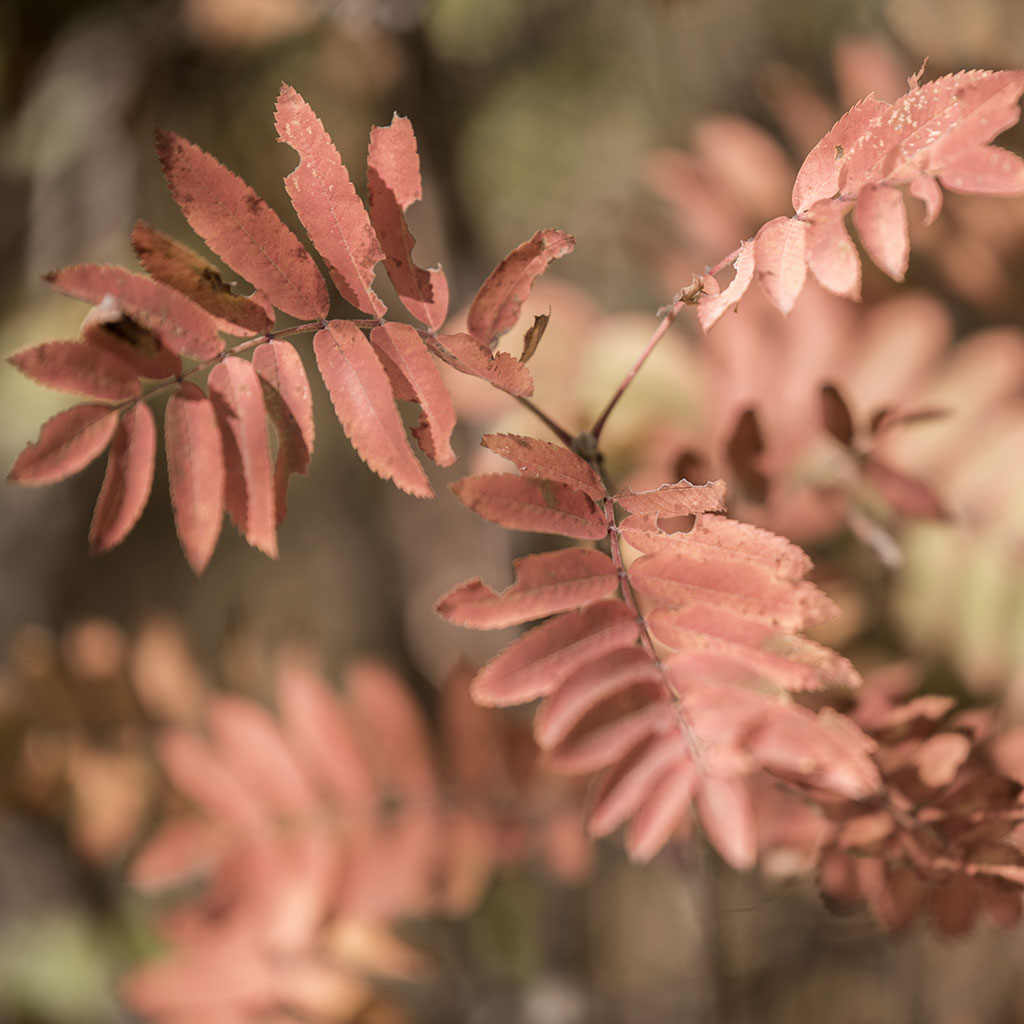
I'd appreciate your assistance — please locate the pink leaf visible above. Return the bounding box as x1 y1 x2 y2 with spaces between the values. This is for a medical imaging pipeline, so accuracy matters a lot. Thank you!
625 758 699 862
466 229 576 348
533 647 662 750
275 84 386 316
753 216 808 314
313 319 432 498
697 240 756 331
156 130 329 320
909 174 943 224
613 479 727 516
370 323 456 466
165 382 225 575
131 220 273 334
8 403 118 485
9 340 141 400
436 548 618 629
912 732 971 788
853 184 909 281
547 702 667 775
252 340 315 525
804 198 861 299
48 263 222 359
792 96 892 212
589 734 692 838
450 473 606 539
482 433 605 501
697 775 757 870
129 818 223 890
208 357 278 557
89 402 156 553
470 600 640 706
430 332 534 397
938 146 1024 195
367 114 448 329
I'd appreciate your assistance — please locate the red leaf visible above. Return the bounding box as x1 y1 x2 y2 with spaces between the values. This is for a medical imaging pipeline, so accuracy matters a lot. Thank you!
909 174 943 224
208 357 277 557
938 146 1024 195
129 818 222 890
533 647 662 750
156 130 329 320
804 198 861 299
753 216 808 314
82 316 182 382
630 551 834 631
9 340 141 400
436 548 618 629
165 382 225 575
89 402 156 553
589 734 692 838
853 184 909 281
367 115 448 329
613 479 727 516
625 757 699 862
450 473 606 540
8 403 118 485
912 732 971 788
208 696 316 816
275 84 386 317
252 340 315 525
345 660 438 799
482 433 605 501
792 96 892 212
467 229 575 348
313 319 432 498
697 240 756 331
131 220 272 333
430 332 534 397
862 457 945 518
278 661 376 812
158 730 267 833
48 263 222 359
547 702 667 775
697 775 757 870
471 600 640 706
370 323 456 467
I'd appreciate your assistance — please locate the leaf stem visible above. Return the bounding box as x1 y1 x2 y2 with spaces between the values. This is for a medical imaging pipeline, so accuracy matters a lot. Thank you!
589 294 689 443
514 396 575 446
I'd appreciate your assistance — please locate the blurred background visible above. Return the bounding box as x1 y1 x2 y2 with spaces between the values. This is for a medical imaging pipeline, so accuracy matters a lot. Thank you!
3 1 1024 1022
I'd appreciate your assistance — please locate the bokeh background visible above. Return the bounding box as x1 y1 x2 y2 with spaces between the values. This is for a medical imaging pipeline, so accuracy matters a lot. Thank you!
3 1 1024 1022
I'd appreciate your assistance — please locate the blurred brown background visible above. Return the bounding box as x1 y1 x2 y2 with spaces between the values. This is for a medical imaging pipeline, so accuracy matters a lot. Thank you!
3 1 1024 1022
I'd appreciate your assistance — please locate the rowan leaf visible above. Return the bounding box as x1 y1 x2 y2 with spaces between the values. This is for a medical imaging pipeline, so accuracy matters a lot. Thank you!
252 340 314 524
131 220 273 333
275 84 386 317
82 314 182 381
165 382 225 575
436 548 618 629
450 473 606 540
533 647 663 750
804 198 861 299
792 96 892 212
482 433 605 501
625 757 700 862
754 216 808 314
48 263 223 359
370 322 456 466
89 402 157 553
697 775 757 870
853 184 909 281
430 332 534 397
471 600 640 706
314 319 431 497
467 229 576 349
613 478 727 516
208 357 277 557
8 403 119 485
938 145 1024 195
367 114 448 329
156 129 329 320
697 240 756 331
9 340 141 401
